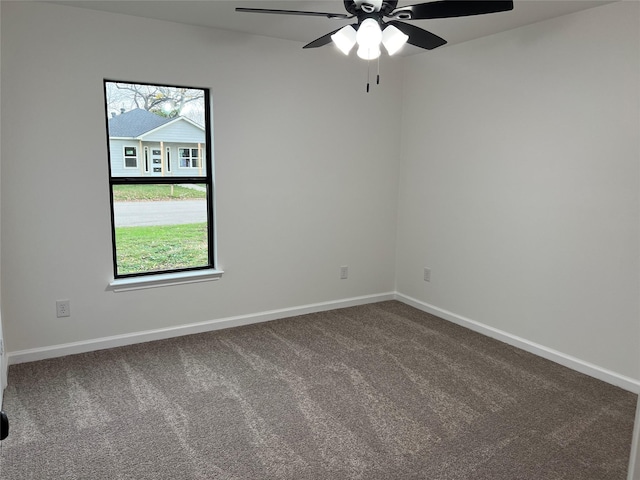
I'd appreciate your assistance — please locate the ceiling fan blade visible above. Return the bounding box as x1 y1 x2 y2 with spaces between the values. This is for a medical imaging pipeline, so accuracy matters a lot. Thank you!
391 1 513 20
387 21 446 50
235 7 352 19
303 28 344 49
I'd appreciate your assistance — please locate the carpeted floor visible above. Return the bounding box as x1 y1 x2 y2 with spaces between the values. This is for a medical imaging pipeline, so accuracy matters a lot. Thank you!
0 301 636 479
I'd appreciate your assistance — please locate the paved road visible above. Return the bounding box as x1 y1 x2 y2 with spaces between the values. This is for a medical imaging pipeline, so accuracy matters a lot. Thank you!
114 200 207 227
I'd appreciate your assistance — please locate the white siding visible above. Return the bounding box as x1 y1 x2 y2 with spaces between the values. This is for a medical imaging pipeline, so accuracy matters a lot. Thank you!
109 119 207 177
142 119 205 143
109 139 143 177
109 140 207 177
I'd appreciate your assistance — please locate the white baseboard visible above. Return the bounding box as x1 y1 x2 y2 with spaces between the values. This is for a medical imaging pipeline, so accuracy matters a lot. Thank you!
6 292 396 366
6 291 639 394
395 293 640 394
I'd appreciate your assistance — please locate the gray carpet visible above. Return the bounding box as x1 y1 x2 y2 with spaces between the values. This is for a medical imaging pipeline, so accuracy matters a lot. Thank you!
0 301 636 479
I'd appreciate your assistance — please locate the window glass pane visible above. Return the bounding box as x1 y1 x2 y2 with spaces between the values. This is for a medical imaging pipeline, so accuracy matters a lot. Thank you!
125 158 137 168
111 184 208 276
107 83 206 178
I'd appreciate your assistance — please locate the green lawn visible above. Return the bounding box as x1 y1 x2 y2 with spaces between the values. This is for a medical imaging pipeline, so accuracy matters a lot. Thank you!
113 184 206 202
115 222 208 275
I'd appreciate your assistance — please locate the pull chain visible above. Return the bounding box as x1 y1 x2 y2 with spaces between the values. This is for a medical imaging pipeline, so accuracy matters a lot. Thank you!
366 54 371 93
365 51 382 92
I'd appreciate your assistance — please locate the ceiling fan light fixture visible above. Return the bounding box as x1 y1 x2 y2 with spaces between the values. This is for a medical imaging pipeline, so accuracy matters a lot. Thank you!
356 18 382 50
237 0 514 61
331 25 357 55
382 24 408 55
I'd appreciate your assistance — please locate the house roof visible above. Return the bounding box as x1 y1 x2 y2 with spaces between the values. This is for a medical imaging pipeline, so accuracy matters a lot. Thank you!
108 108 174 138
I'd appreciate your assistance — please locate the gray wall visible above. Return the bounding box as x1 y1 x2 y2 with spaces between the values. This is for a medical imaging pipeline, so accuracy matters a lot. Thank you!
1 1 639 475
0 1 402 352
1 1 638 383
396 1 639 379
0 0 4 405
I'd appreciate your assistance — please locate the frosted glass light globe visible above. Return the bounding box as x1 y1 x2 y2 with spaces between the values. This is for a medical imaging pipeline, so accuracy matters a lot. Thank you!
382 24 409 55
331 25 357 55
357 45 381 60
356 18 382 50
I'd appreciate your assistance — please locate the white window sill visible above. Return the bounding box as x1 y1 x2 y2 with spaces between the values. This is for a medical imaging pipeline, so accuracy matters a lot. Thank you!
109 269 223 292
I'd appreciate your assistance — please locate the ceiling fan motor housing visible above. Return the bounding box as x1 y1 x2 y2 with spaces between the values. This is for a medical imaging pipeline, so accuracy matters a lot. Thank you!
347 0 399 17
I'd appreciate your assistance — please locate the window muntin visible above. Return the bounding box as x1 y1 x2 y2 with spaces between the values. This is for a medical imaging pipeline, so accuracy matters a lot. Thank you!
105 80 214 279
179 147 200 168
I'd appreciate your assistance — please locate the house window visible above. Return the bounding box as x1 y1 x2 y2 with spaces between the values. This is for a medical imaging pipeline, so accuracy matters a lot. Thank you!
124 146 137 168
104 80 216 280
179 148 200 168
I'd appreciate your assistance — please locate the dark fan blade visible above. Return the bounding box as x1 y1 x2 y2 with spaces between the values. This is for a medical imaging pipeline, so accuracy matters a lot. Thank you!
387 21 446 50
391 1 513 20
235 7 352 19
303 28 344 49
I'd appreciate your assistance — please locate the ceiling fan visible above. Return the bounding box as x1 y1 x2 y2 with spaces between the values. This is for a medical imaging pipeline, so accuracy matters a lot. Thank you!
236 0 514 60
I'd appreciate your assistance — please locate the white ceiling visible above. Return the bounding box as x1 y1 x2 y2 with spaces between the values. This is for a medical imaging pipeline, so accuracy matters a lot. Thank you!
53 0 614 55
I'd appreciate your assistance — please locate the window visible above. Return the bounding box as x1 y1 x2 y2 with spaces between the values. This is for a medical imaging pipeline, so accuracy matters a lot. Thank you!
124 146 138 168
143 146 150 173
179 148 200 168
105 80 217 281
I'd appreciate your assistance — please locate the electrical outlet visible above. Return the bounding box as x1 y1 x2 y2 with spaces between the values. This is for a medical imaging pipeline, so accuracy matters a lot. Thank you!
56 300 70 318
340 265 348 280
424 267 431 282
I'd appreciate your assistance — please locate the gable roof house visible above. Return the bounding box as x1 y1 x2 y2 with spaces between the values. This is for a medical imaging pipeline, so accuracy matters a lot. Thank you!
0 0 639 477
108 108 206 177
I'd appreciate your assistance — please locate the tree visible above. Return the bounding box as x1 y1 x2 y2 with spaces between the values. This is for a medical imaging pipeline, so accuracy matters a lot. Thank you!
106 82 204 123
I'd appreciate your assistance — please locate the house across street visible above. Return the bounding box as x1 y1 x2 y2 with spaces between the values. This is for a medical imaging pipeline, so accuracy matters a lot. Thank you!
108 108 207 178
